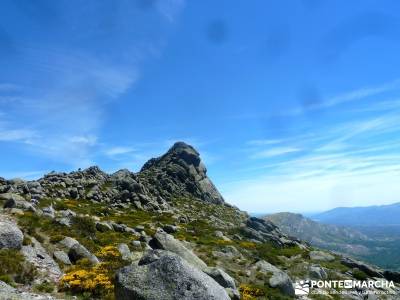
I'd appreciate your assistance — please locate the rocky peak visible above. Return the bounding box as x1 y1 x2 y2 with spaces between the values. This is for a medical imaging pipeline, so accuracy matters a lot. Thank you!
141 142 202 171
139 142 225 205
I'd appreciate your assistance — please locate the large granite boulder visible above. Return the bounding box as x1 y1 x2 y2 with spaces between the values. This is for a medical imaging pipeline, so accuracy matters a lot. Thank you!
310 251 335 262
1 193 35 212
149 231 208 271
21 238 62 282
68 243 99 265
204 267 236 290
251 260 295 297
115 251 230 300
0 217 23 249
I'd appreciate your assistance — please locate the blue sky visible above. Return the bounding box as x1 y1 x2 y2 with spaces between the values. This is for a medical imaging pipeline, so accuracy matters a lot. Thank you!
1 0 400 213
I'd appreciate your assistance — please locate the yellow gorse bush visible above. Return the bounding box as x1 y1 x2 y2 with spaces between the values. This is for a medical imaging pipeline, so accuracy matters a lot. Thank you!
96 245 120 259
60 245 125 298
239 284 265 300
60 264 113 294
215 239 233 246
239 241 257 249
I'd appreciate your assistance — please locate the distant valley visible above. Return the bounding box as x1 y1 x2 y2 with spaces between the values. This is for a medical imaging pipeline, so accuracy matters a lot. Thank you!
264 203 400 271
312 202 400 227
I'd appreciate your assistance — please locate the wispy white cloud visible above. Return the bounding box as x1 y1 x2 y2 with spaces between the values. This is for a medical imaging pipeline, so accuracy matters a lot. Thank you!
223 170 400 213
0 12 183 167
323 79 400 108
0 128 37 143
155 0 186 22
250 147 301 159
246 139 283 146
225 109 400 213
0 83 20 92
105 146 136 157
285 78 400 116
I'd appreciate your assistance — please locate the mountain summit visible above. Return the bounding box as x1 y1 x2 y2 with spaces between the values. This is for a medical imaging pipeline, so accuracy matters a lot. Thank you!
140 142 225 205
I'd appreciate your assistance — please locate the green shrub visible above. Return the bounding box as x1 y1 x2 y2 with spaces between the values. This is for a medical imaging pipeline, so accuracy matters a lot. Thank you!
54 201 69 211
0 274 14 286
0 249 37 284
50 234 65 244
32 232 45 243
14 262 38 284
23 236 32 246
0 249 24 276
352 269 368 281
33 281 55 293
72 216 96 238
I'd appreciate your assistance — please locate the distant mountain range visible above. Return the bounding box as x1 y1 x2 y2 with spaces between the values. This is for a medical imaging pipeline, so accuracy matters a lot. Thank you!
264 212 371 256
311 202 400 226
265 205 400 271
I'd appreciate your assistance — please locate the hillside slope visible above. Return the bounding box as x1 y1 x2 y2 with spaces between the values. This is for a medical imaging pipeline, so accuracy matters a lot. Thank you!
0 142 398 299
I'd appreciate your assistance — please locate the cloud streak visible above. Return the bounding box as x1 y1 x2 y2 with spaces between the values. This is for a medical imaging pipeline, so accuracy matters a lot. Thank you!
0 2 186 168
224 106 400 213
285 78 400 116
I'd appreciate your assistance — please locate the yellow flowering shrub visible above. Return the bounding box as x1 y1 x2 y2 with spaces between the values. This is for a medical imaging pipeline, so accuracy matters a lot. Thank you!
239 241 257 249
239 284 265 300
60 264 113 296
60 245 126 298
64 199 79 207
215 239 233 246
96 245 120 259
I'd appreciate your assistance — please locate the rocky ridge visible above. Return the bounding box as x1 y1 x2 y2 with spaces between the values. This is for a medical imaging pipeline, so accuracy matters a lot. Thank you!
0 142 225 214
0 142 399 299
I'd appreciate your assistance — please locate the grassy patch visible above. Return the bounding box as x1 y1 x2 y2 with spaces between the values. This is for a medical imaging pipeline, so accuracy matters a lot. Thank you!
0 249 37 285
352 269 368 280
319 260 350 274
33 281 55 293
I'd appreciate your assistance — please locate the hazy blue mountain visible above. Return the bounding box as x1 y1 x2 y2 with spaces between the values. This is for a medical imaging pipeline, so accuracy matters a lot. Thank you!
264 212 371 256
312 202 400 226
265 207 400 271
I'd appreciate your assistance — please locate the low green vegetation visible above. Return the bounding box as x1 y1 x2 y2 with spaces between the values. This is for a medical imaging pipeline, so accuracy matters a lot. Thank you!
8 196 363 299
0 249 37 285
33 281 55 293
352 269 368 281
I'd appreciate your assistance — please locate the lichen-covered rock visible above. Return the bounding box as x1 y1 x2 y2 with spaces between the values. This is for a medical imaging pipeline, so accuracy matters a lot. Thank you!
68 243 99 265
251 260 295 297
58 237 79 251
310 250 335 262
204 267 237 290
1 193 35 212
0 280 57 299
115 251 230 300
53 250 71 265
150 231 208 271
0 217 23 249
269 271 295 297
95 221 113 232
21 238 62 282
309 265 328 279
118 243 132 261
